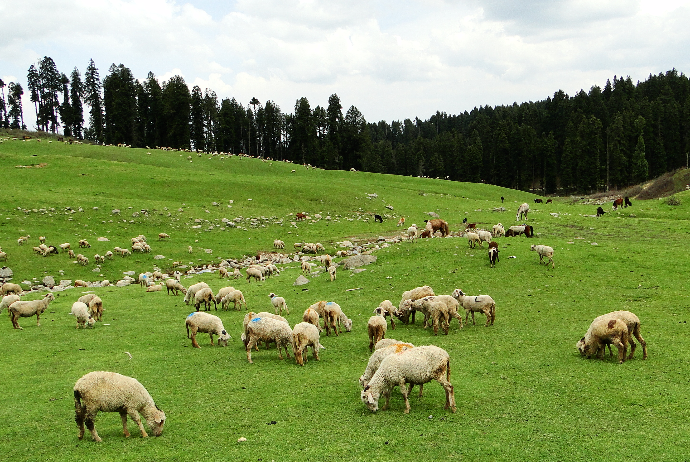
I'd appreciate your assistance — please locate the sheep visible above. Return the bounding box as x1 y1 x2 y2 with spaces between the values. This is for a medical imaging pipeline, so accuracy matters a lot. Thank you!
374 300 396 329
269 293 289 315
465 231 481 248
87 295 103 321
492 223 505 237
194 287 216 311
79 239 91 248
576 317 630 363
307 301 328 329
292 322 322 366
165 279 186 296
188 245 193 254
70 301 96 329
146 284 162 292
302 307 321 331
395 285 435 325
241 311 289 349
320 253 333 267
577 311 647 360
183 282 210 305
301 261 311 274
245 266 264 283
0 294 21 315
530 244 555 269
596 206 606 217
516 202 530 221
451 289 495 326
68 249 76 258
158 233 170 240
244 316 293 363
73 371 166 442
39 236 46 243
59 242 71 252
488 246 499 268
424 219 450 237
77 254 89 266
77 293 97 305
323 302 352 336
138 273 150 287
232 268 241 279
94 254 105 264
505 225 526 237
406 298 451 335
613 197 624 209
360 342 415 388
328 265 337 281
477 230 492 245
360 345 456 414
185 311 230 348
1 282 23 295
406 224 418 242
0 251 7 261
9 293 55 329
220 289 246 311
273 239 285 249
219 267 230 279
74 279 88 288
368 315 388 351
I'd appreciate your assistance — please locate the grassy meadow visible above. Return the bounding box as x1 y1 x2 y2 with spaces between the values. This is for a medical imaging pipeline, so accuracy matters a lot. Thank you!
2 135 690 461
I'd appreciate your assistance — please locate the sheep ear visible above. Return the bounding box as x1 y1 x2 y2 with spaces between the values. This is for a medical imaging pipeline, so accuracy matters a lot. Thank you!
222 330 227 335
363 385 370 392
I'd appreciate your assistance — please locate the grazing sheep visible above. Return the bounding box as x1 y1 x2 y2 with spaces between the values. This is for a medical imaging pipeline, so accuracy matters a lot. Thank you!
9 293 55 329
0 251 7 261
302 307 321 330
360 342 415 388
577 311 647 360
104 250 113 260
87 296 104 321
328 265 337 281
79 239 91 248
477 230 492 245
465 231 481 248
301 261 311 274
488 246 499 268
360 345 456 414
368 315 387 351
516 203 530 221
241 311 289 349
74 280 89 288
269 293 289 315
596 206 605 217
323 302 352 336
1 282 23 295
320 254 333 267
165 279 186 296
625 197 632 207
220 289 246 311
194 287 216 311
530 244 555 269
59 242 71 252
232 268 241 279
576 317 630 363
424 219 450 237
374 214 383 223
70 302 96 329
292 322 322 366
374 300 396 329
492 223 505 237
94 254 105 264
613 197 624 210
158 233 170 240
138 273 150 287
219 267 230 279
451 289 495 326
0 294 21 315
395 285 435 325
185 311 230 348
273 239 285 249
406 224 418 242
74 371 166 442
245 266 264 283
244 316 293 363
183 282 210 305
214 286 236 304
295 212 307 221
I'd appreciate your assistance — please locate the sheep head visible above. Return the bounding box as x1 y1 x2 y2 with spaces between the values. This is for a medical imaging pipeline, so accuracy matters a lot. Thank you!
361 387 379 412
218 330 230 347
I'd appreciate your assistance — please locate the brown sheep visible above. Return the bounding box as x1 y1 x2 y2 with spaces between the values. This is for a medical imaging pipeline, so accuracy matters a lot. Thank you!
368 315 387 351
424 218 450 237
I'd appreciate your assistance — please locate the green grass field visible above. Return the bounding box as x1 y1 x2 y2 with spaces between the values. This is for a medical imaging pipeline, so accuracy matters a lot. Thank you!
2 135 690 461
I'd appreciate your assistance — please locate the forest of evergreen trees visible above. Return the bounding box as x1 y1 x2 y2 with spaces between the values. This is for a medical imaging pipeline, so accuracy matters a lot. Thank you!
2 56 690 194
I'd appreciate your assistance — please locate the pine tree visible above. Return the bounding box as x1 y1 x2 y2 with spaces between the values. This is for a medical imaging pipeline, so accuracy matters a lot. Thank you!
84 59 104 143
69 68 84 139
161 75 191 150
7 82 25 129
631 116 649 184
103 64 138 145
190 85 204 151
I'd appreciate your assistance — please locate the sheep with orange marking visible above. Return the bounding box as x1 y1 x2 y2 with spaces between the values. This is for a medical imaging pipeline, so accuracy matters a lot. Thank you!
576 316 630 363
359 342 415 388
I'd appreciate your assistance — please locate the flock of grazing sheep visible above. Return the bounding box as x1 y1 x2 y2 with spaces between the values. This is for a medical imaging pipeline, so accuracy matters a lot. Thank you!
0 199 648 441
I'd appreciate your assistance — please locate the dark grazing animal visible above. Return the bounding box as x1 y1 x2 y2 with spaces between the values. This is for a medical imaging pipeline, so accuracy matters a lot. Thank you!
624 197 632 207
597 207 605 217
374 214 383 223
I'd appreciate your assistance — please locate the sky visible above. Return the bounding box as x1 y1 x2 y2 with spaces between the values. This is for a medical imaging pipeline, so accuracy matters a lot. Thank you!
1 0 690 131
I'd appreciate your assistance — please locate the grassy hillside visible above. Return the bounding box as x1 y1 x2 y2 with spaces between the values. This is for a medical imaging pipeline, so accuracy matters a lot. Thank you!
2 136 690 461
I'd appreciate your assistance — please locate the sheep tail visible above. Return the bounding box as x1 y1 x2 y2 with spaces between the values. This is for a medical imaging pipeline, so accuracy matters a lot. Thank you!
446 357 451 382
74 390 85 417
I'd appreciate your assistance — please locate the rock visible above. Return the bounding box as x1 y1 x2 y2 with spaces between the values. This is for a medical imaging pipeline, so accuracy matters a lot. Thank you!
154 255 166 260
97 237 109 241
116 279 132 287
427 212 440 218
294 275 310 286
0 266 13 280
42 276 55 288
341 254 377 270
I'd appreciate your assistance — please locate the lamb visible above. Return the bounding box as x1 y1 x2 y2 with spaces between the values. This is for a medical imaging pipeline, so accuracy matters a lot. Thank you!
477 230 492 245
79 239 91 248
1 282 22 295
183 281 210 305
292 322 322 366
244 316 293 363
488 246 499 268
323 302 353 336
406 298 451 335
395 285 435 325
70 301 96 328
194 287 216 311
158 233 170 239
60 242 71 252
0 294 21 315
492 223 505 237
302 307 321 330
360 345 456 414
406 224 418 242
9 293 55 329
218 267 230 279
577 311 647 360
530 244 555 269
328 265 337 281
451 289 495 326
360 342 415 388
185 311 230 348
301 260 311 274
220 289 246 311
87 295 103 321
374 300 396 329
516 202 530 221
94 254 105 264
245 266 264 282
576 316 630 363
368 315 388 351
465 231 481 248
77 254 89 266
214 285 236 304
165 279 186 296
273 239 285 249
269 293 289 315
77 293 97 305
74 371 166 442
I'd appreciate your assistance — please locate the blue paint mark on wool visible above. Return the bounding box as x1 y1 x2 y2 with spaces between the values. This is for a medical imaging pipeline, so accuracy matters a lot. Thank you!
251 317 261 323
326 301 333 305
187 313 195 318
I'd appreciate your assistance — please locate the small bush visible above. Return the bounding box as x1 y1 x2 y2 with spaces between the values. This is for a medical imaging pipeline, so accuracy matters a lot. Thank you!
666 195 681 206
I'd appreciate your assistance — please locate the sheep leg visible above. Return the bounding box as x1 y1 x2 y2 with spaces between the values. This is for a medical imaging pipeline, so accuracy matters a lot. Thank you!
74 399 86 440
36 312 41 326
246 339 256 363
399 380 412 414
312 344 320 361
190 329 201 348
84 409 102 442
612 338 627 364
209 333 215 346
633 328 648 359
11 313 22 330
119 410 131 438
127 409 148 438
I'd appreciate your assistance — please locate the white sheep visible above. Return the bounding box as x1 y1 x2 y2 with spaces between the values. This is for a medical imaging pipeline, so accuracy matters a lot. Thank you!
70 302 96 329
360 345 456 414
360 342 415 388
477 230 492 245
241 311 289 350
301 260 311 274
220 289 246 311
407 295 463 335
465 231 481 248
185 311 230 348
292 322 322 366
74 371 166 442
576 316 630 363
183 282 210 305
367 315 387 351
0 294 21 315
492 223 505 237
214 286 236 304
245 266 264 282
530 244 554 268
577 311 647 361
158 233 170 239
302 307 321 331
1 282 22 295
138 273 150 287
9 293 55 329
146 284 163 292
78 239 91 248
374 300 397 329
194 287 216 311
219 267 230 279
232 268 241 279
323 302 352 336
165 279 186 296
269 293 289 315
516 202 530 221
406 224 418 242
273 239 285 249
0 251 7 261
395 285 435 325
451 289 495 326
244 316 293 363
87 295 103 321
